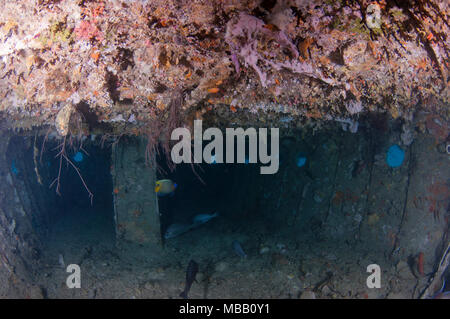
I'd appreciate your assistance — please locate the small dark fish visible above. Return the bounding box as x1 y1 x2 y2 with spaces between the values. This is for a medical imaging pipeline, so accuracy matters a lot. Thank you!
180 260 199 299
232 240 247 258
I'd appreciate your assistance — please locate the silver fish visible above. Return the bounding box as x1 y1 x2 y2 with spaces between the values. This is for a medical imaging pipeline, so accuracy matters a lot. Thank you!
232 240 247 258
164 223 196 239
165 212 219 239
192 212 219 225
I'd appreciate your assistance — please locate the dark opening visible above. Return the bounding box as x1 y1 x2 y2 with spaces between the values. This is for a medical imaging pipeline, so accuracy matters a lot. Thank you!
2 122 449 299
6 135 115 253
156 133 280 242
157 155 261 237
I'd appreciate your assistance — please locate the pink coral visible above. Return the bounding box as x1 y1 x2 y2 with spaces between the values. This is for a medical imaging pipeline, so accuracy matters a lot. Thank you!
225 13 332 87
75 20 103 42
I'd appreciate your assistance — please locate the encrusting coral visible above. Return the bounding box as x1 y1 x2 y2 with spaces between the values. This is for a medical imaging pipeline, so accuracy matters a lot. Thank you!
0 0 447 139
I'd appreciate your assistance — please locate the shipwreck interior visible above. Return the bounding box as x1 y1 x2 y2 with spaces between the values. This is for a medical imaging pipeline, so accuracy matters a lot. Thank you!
6 135 115 243
0 0 449 300
0 118 448 299
156 137 265 237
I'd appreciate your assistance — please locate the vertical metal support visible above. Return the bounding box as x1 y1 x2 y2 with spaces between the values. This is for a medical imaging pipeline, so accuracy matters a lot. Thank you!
111 137 161 248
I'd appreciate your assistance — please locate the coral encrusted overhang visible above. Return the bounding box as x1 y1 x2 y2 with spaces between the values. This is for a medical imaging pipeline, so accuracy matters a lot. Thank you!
0 0 448 135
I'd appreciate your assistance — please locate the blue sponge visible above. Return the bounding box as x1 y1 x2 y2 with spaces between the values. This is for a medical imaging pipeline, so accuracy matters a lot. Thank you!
11 160 18 175
296 156 307 167
386 145 404 168
73 151 84 163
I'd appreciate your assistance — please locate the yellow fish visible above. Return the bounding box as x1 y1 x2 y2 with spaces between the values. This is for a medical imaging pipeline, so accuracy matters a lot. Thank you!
155 179 177 196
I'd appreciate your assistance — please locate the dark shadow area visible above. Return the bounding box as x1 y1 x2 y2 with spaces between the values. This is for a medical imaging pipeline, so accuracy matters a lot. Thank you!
6 135 116 247
157 161 259 231
42 137 116 248
156 134 273 238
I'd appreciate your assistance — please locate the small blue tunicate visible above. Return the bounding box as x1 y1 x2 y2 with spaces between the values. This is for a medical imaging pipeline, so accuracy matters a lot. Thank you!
73 151 84 163
386 145 404 168
11 160 18 175
296 156 307 167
